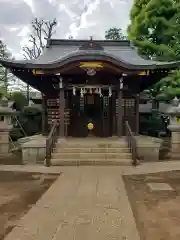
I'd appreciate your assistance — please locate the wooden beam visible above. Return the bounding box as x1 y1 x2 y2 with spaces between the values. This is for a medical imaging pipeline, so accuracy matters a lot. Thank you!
135 94 140 135
112 91 117 135
42 95 49 136
117 90 123 137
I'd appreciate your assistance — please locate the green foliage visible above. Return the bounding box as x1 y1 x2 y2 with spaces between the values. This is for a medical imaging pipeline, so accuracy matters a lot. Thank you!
0 40 11 92
128 0 180 61
0 86 11 100
139 112 165 137
128 0 180 101
0 89 42 140
0 87 5 99
10 106 42 140
21 106 42 136
105 28 127 40
23 106 41 116
10 128 24 141
10 91 28 111
155 70 180 101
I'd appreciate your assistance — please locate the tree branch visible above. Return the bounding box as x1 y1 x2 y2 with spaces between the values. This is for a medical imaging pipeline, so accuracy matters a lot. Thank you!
22 17 57 60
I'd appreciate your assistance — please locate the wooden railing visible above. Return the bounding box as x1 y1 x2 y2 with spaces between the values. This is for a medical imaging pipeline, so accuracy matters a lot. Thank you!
45 120 59 167
125 121 139 166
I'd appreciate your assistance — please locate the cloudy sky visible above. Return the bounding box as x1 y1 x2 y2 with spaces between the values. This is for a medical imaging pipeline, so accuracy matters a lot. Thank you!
0 0 132 59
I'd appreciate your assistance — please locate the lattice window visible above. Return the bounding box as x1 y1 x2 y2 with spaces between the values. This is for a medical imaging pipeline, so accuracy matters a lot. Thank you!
47 98 60 106
115 98 136 116
103 96 109 106
123 98 135 116
122 99 135 107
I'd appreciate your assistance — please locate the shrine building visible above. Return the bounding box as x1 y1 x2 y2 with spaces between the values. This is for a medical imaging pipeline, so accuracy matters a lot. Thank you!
1 38 180 138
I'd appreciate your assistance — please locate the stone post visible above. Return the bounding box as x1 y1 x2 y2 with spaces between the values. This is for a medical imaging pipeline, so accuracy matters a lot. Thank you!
0 98 15 157
0 123 12 155
167 97 180 159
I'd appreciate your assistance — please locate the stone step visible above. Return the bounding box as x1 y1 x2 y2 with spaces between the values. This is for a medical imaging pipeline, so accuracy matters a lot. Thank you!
51 152 132 160
51 158 132 166
54 147 130 153
58 138 125 142
56 143 128 148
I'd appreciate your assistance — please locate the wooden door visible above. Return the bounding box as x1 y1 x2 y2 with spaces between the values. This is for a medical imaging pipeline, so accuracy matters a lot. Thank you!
69 95 87 137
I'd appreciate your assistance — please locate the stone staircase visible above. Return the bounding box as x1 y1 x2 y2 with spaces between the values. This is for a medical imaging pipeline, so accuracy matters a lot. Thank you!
51 138 132 166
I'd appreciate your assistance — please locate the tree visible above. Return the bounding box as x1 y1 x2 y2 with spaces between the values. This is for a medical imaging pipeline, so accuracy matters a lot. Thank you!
128 0 180 101
0 86 6 99
0 39 25 94
22 18 57 101
10 106 42 140
128 0 180 61
105 28 127 40
154 70 180 101
0 40 12 92
23 18 57 60
10 91 28 111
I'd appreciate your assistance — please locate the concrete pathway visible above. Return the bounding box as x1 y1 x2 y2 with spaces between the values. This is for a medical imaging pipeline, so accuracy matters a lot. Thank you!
1 160 180 174
3 160 180 240
4 166 139 240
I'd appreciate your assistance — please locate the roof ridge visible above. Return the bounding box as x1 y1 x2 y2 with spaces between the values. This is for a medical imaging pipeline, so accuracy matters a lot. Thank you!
46 39 131 47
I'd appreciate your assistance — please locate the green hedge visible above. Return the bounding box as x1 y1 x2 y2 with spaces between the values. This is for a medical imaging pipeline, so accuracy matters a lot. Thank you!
139 112 167 137
10 106 42 141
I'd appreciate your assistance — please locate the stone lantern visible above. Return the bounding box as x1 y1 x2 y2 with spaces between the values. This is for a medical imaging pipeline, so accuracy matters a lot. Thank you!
0 97 16 155
166 97 180 159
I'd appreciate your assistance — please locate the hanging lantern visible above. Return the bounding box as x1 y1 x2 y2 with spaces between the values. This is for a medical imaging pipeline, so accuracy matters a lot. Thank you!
95 88 99 94
120 78 123 89
108 87 112 97
73 86 76 96
99 88 102 97
80 88 83 98
59 77 63 89
83 88 86 94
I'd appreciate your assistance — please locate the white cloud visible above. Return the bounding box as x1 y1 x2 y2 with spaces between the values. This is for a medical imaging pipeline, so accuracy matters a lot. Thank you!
0 0 133 59
23 0 33 9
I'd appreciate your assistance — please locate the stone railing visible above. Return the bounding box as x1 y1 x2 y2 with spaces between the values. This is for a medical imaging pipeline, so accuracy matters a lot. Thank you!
135 135 162 162
18 135 46 164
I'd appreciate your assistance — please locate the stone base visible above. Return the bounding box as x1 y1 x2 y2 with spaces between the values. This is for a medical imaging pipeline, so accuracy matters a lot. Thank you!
135 135 162 161
0 143 9 154
0 152 23 165
0 127 11 155
0 153 13 159
19 135 46 164
167 151 180 160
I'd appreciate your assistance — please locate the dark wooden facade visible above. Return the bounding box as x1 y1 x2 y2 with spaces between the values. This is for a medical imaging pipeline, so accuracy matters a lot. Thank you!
43 89 138 137
1 39 180 137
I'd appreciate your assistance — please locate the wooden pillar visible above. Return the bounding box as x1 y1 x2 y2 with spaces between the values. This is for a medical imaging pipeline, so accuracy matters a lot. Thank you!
117 89 123 137
42 94 47 136
112 91 117 135
59 78 65 137
117 77 124 137
135 94 140 135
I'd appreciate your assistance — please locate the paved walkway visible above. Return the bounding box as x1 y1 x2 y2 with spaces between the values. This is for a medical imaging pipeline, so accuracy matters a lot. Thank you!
4 166 139 240
3 161 180 240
